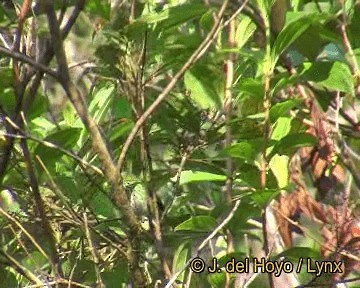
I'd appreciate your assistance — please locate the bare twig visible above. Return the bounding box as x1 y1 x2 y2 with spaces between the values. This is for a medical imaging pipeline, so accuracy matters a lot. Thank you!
260 4 276 288
223 15 237 288
139 31 172 279
339 11 359 76
20 139 63 278
12 0 32 81
83 212 104 288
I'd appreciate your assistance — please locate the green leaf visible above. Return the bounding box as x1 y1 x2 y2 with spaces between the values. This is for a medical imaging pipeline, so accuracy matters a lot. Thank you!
272 12 329 64
184 64 222 109
269 99 303 122
27 92 47 120
293 25 323 60
89 83 115 122
301 61 354 95
172 242 190 283
236 16 256 49
102 263 129 287
109 120 134 142
251 189 280 207
0 88 15 113
113 97 132 118
87 191 119 219
63 103 77 126
217 252 247 267
140 3 207 28
269 154 289 188
208 271 226 286
274 133 317 155
176 171 226 185
200 9 214 31
31 116 57 136
175 216 217 232
21 251 48 271
236 164 261 189
222 140 263 163
34 128 81 166
0 267 17 288
271 117 292 141
85 0 110 20
274 247 320 262
227 199 261 230
72 259 97 284
55 176 80 203
126 3 208 34
237 78 264 99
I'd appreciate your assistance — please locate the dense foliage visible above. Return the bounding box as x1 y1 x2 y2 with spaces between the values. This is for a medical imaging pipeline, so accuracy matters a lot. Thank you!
0 0 359 287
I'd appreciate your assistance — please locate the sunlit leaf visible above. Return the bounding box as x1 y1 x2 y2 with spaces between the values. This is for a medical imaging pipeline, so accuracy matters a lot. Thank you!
184 64 223 109
271 117 292 141
300 61 354 95
176 171 226 185
270 99 303 122
269 154 289 188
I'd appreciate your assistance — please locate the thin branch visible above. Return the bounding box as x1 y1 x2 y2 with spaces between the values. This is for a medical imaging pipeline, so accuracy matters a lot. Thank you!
137 29 172 280
26 278 93 288
61 0 86 39
223 15 237 288
20 139 63 278
260 5 275 288
0 45 58 78
12 0 32 82
338 2 360 97
83 212 104 288
224 15 236 205
116 0 232 172
0 248 44 286
0 207 49 261
338 10 359 76
223 0 250 27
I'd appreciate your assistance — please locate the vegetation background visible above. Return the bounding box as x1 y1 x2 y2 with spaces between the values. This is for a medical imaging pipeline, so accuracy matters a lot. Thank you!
0 0 359 287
